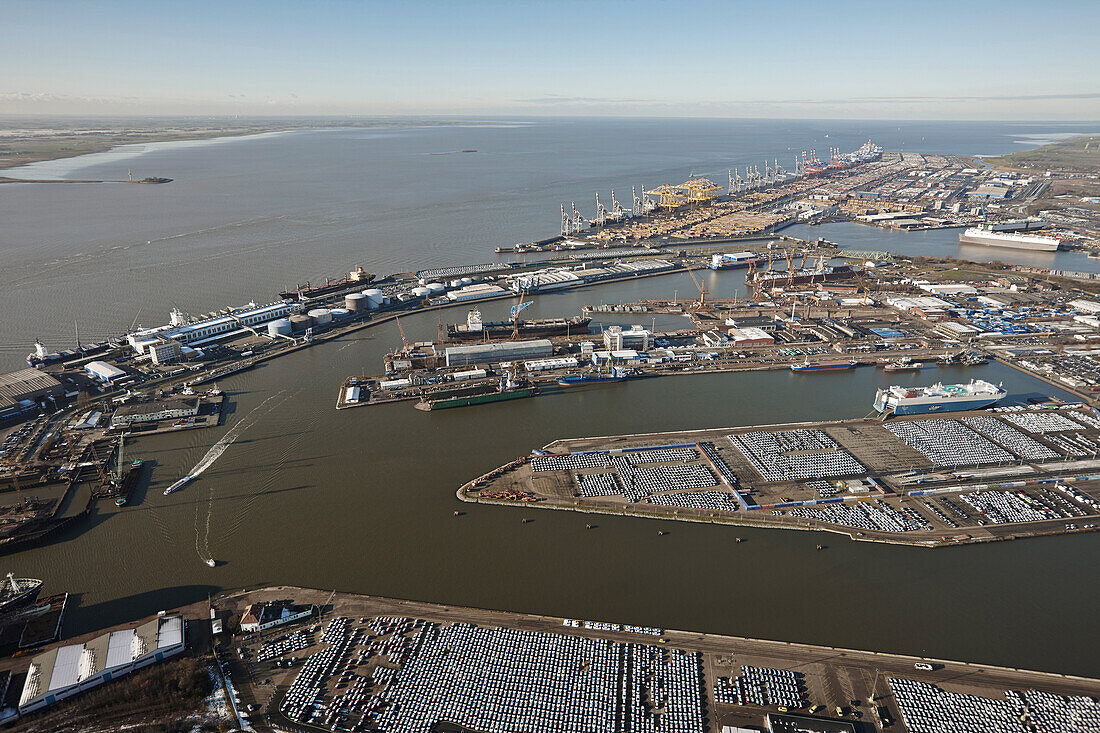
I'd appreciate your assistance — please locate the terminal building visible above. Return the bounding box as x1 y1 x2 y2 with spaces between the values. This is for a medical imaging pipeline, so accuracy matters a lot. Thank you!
110 398 200 429
127 302 301 355
18 615 184 714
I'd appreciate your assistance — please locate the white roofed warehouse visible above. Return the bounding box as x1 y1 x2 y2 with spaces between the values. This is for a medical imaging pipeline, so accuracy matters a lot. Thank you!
18 615 185 714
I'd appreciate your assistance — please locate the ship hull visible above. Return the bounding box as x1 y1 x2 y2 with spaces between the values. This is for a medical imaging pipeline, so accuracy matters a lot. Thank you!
959 231 1060 252
887 397 1003 415
0 579 43 615
790 362 857 372
752 266 857 287
448 317 591 341
556 375 631 386
418 388 536 410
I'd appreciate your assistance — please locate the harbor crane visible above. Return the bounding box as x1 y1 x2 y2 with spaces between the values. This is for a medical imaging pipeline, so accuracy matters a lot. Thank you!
594 192 610 227
610 189 625 220
685 265 709 310
509 297 534 340
784 250 796 289
394 315 410 354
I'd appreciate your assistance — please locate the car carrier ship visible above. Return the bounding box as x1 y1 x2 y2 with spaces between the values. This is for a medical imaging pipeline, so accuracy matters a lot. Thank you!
959 225 1061 252
874 379 1006 416
447 310 591 341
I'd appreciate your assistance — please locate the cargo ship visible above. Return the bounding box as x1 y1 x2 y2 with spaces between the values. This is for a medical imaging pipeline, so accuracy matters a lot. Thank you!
26 338 116 368
447 310 591 341
163 475 193 495
416 374 537 410
790 360 858 372
557 367 632 386
188 359 255 386
280 266 375 302
0 574 43 615
750 262 858 287
874 379 1006 416
959 225 1060 252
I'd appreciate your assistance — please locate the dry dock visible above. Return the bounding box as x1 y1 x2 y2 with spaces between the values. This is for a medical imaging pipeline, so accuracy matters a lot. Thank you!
460 405 1100 547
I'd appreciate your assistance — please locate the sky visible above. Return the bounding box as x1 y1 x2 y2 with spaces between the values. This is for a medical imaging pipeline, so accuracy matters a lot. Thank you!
2 0 1099 120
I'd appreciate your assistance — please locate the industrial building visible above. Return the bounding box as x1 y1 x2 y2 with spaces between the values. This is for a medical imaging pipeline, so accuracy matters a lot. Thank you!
148 339 182 365
18 615 184 714
603 325 652 351
110 398 200 429
127 301 301 354
444 340 553 367
0 369 64 421
84 361 128 384
239 602 315 633
727 327 775 346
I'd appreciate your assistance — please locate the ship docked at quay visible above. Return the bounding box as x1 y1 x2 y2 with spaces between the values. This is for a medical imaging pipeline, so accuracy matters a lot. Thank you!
749 262 859 288
447 310 591 341
279 266 375 302
959 225 1061 252
874 380 1007 416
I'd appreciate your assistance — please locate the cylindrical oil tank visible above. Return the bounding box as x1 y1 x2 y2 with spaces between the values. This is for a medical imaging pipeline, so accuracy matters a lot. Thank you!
362 288 383 309
307 308 333 326
450 279 463 288
461 277 474 285
289 314 312 332
411 286 431 298
396 293 413 302
329 308 351 319
267 318 293 337
344 292 367 312
426 282 446 294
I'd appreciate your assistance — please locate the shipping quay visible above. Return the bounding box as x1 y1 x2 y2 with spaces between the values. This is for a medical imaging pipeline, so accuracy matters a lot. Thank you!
4 585 1098 730
460 404 1100 547
209 587 1100 731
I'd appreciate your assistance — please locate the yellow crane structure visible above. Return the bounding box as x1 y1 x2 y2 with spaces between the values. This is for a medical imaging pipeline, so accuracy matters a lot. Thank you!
685 266 709 310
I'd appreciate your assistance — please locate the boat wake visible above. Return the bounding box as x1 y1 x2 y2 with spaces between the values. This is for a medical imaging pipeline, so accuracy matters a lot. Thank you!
194 390 293 564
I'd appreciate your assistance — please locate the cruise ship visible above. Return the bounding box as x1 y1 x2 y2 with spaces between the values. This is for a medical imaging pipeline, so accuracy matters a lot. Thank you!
959 226 1060 252
874 380 1006 416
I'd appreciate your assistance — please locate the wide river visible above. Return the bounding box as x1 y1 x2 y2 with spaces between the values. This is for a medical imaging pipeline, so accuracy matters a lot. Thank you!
2 119 1099 676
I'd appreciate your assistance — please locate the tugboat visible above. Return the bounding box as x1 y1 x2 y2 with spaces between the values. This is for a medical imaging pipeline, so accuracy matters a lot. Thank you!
205 558 216 568
884 357 922 372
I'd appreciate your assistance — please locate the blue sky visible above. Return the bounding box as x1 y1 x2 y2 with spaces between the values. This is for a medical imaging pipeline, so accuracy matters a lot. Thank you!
3 0 1098 119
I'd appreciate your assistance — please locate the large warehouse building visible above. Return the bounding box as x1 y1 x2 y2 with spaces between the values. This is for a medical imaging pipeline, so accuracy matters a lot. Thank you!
19 615 185 714
0 369 64 421
444 339 553 367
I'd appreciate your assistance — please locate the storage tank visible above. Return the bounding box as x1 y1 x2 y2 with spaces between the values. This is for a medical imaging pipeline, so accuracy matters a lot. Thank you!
307 308 333 326
450 279 463 288
362 288 383 309
289 314 312 332
267 318 293 337
461 277 474 285
330 308 351 319
411 286 431 298
344 293 367 312
426 282 446 295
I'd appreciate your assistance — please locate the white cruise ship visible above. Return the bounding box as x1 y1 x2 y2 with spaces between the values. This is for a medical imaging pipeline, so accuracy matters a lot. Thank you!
959 226 1060 252
874 380 1006 416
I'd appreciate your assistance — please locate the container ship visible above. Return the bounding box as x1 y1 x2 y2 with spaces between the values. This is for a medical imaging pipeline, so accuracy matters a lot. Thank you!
416 375 537 410
0 575 44 615
958 226 1060 252
447 310 591 341
790 360 858 372
280 266 375 302
750 263 858 287
874 380 1006 416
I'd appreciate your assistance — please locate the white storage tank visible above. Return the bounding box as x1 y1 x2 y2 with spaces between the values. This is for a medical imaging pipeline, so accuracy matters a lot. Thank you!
307 308 333 326
426 282 446 294
267 318 293 337
345 293 367 312
411 286 431 298
450 279 463 288
330 308 351 319
362 288 383 309
461 277 474 285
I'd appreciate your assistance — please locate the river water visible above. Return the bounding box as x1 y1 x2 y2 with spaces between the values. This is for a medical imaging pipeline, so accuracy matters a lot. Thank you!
2 119 1099 676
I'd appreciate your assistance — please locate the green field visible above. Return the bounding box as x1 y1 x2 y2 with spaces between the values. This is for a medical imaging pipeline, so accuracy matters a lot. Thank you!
986 134 1100 174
